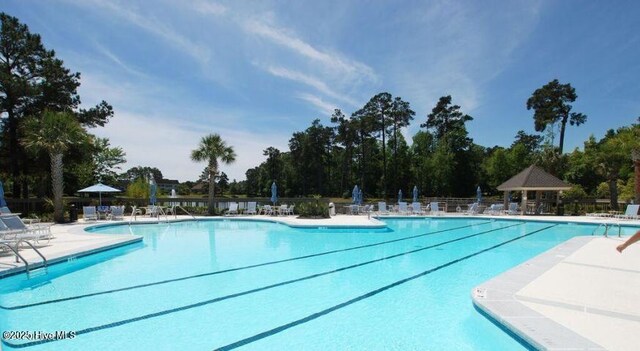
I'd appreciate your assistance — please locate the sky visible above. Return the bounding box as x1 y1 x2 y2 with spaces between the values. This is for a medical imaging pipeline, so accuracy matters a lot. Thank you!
3 0 639 182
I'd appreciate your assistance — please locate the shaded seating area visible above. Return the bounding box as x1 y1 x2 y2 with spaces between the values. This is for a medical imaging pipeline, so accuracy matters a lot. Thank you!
497 165 571 215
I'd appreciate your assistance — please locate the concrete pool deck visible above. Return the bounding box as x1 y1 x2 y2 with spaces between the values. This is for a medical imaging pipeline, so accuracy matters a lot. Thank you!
1 213 639 350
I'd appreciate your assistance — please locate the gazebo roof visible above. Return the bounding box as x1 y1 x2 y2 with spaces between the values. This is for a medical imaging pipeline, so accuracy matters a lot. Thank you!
497 165 571 191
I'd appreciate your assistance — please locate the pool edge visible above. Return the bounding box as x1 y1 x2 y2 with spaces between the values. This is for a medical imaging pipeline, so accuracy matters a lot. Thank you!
471 236 606 351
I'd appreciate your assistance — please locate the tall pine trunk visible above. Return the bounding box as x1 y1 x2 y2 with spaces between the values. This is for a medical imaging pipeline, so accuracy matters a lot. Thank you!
51 152 65 223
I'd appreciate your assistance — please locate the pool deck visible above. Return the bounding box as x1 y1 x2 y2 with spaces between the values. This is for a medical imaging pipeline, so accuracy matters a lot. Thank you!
1 213 639 350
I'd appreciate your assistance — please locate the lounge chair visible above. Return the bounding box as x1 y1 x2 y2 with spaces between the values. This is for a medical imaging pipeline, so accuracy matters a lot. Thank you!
464 203 479 215
615 204 640 220
275 204 288 216
245 202 257 215
412 202 425 215
0 215 52 245
108 206 125 220
349 204 359 215
484 204 504 215
397 202 409 215
286 204 295 215
377 202 390 215
505 203 520 215
83 206 98 221
227 202 239 215
260 205 273 215
430 202 443 216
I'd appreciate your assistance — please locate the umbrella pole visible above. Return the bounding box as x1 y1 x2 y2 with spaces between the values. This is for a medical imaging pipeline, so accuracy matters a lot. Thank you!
99 192 102 207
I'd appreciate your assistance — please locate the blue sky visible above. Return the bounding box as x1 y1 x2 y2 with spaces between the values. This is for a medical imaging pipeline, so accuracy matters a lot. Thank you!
4 0 639 181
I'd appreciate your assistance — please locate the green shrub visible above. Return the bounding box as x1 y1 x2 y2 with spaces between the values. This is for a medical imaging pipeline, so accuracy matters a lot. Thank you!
296 200 329 218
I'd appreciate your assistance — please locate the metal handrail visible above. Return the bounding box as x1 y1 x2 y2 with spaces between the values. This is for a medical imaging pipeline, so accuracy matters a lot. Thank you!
175 205 196 221
16 239 48 268
592 221 622 237
0 243 29 270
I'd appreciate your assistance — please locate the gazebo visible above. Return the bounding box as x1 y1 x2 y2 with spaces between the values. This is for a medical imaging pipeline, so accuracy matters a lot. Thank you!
497 165 571 214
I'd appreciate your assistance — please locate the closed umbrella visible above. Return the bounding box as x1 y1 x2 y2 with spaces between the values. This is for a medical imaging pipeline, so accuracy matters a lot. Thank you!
358 189 363 205
398 189 403 203
270 182 278 205
150 177 157 206
78 183 121 206
412 186 418 203
352 185 359 204
476 186 482 204
0 180 6 208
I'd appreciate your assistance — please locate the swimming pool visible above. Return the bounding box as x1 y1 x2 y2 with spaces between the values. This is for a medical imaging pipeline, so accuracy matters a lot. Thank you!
1 218 637 350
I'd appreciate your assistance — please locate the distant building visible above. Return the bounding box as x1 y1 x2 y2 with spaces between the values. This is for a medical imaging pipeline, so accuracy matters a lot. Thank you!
191 182 208 194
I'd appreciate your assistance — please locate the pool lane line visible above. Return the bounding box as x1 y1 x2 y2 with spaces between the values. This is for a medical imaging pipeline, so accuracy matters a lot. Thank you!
1 222 526 349
1 221 493 311
213 223 559 351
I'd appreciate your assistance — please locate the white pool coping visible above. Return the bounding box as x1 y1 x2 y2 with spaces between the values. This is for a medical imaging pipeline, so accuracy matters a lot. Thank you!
472 234 640 351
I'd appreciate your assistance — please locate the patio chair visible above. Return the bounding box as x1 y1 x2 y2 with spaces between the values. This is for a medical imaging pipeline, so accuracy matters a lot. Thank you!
0 215 52 245
505 203 521 215
398 202 409 215
615 204 640 220
108 206 125 220
464 203 479 215
276 204 288 216
412 202 425 215
287 204 295 215
377 202 390 215
83 206 98 221
260 205 273 215
165 205 176 216
245 202 257 215
227 202 239 215
430 202 443 216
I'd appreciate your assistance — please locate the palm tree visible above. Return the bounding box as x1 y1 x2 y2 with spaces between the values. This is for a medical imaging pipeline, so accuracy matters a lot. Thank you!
191 134 236 215
22 110 87 223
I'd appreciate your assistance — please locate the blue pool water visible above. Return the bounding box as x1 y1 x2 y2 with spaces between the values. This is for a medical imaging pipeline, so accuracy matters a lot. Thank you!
1 218 637 350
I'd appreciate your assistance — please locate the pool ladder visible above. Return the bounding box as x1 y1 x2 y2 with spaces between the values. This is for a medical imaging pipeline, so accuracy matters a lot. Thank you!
592 221 622 237
0 240 48 276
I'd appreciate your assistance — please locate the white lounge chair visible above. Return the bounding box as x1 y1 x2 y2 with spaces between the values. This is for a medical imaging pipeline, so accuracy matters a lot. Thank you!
109 206 125 220
377 202 390 215
261 205 273 215
430 202 443 215
464 203 479 215
397 202 409 215
505 203 520 215
0 215 52 245
245 202 257 215
615 204 640 220
411 202 425 215
275 204 287 216
83 206 98 221
227 202 239 215
484 204 504 215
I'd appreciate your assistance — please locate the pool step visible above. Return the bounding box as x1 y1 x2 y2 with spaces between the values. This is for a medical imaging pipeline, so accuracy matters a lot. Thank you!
27 266 48 279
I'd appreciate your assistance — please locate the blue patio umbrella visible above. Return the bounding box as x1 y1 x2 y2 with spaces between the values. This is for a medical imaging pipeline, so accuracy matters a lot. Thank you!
412 186 418 203
398 189 403 203
149 177 157 206
352 185 359 204
270 182 278 205
0 180 6 208
476 186 482 204
358 189 363 205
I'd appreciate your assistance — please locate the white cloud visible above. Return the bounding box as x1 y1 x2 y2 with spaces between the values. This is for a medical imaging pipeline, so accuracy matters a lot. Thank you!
91 111 288 182
243 18 376 81
71 0 211 65
265 66 358 107
194 0 227 16
296 93 337 116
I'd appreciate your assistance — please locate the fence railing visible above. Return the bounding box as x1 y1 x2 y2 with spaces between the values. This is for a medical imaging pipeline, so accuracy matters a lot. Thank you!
4 196 630 217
